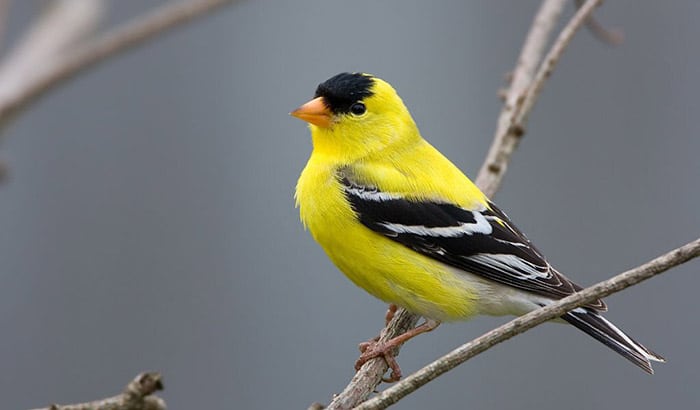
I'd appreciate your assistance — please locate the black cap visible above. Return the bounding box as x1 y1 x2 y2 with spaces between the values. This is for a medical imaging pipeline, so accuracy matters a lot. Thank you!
314 72 374 114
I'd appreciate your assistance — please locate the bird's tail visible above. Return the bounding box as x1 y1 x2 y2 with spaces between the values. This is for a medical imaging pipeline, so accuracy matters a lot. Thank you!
562 308 666 374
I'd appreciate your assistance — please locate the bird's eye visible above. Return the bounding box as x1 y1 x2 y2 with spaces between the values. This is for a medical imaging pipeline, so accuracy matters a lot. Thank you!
350 102 366 116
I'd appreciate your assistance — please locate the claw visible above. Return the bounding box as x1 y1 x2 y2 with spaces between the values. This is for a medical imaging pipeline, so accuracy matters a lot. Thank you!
354 317 441 382
355 339 402 382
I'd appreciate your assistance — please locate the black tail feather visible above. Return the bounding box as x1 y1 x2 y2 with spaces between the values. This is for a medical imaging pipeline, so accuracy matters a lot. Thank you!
562 309 665 374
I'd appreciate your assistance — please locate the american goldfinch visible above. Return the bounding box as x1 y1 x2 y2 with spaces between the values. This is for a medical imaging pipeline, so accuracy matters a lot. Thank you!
292 72 664 380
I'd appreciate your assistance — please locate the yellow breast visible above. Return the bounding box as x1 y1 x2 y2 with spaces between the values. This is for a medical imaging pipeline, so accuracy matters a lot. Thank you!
295 149 483 321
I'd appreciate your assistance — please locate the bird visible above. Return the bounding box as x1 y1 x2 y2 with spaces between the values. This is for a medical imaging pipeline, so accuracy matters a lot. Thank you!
291 72 665 381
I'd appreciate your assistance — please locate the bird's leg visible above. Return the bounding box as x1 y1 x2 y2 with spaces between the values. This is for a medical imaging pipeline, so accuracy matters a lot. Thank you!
384 304 398 325
355 318 441 382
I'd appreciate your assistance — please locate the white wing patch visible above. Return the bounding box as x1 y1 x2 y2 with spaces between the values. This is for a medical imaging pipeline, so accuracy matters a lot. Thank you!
343 184 400 202
467 253 552 279
379 211 493 237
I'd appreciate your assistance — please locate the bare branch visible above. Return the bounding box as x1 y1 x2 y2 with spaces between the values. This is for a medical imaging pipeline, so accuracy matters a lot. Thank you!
29 372 166 410
0 0 105 126
476 0 566 197
0 0 237 130
357 238 700 409
513 0 604 129
325 2 570 409
574 0 624 45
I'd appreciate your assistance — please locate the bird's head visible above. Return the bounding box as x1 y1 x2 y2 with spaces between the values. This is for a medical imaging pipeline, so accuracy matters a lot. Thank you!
291 72 420 162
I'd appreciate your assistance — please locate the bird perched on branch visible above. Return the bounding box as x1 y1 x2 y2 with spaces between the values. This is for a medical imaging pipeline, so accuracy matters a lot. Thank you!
292 72 664 381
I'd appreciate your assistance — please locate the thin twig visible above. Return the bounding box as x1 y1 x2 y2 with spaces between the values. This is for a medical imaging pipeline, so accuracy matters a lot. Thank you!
476 0 566 196
325 2 569 409
574 0 624 45
357 238 700 409
512 0 604 128
0 0 237 130
29 372 166 410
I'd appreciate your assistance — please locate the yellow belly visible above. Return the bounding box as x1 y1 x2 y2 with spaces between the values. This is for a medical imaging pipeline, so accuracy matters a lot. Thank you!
295 158 480 321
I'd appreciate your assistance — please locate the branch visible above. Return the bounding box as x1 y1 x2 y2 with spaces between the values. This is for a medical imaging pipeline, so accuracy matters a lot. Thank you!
29 372 165 410
574 0 624 45
0 0 105 130
513 0 604 130
325 2 568 408
475 0 566 197
357 238 700 409
477 0 605 194
0 0 237 131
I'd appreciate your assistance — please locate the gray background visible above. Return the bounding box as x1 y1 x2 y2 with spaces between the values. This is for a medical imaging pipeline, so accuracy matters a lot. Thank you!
1 1 699 409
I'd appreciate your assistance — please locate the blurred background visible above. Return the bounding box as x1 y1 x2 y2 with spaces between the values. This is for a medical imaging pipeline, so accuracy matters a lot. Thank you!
1 1 698 409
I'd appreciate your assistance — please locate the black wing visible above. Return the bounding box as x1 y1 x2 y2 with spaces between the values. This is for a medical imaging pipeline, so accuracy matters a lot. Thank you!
340 176 606 311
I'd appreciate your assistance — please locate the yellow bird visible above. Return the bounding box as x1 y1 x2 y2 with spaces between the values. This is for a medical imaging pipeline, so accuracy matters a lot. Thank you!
292 72 664 381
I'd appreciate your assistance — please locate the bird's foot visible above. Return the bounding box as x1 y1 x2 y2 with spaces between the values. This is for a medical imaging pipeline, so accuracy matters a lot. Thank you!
355 318 441 383
356 337 403 382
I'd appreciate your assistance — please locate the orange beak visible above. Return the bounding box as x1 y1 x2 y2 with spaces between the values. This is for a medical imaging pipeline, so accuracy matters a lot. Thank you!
290 97 333 128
